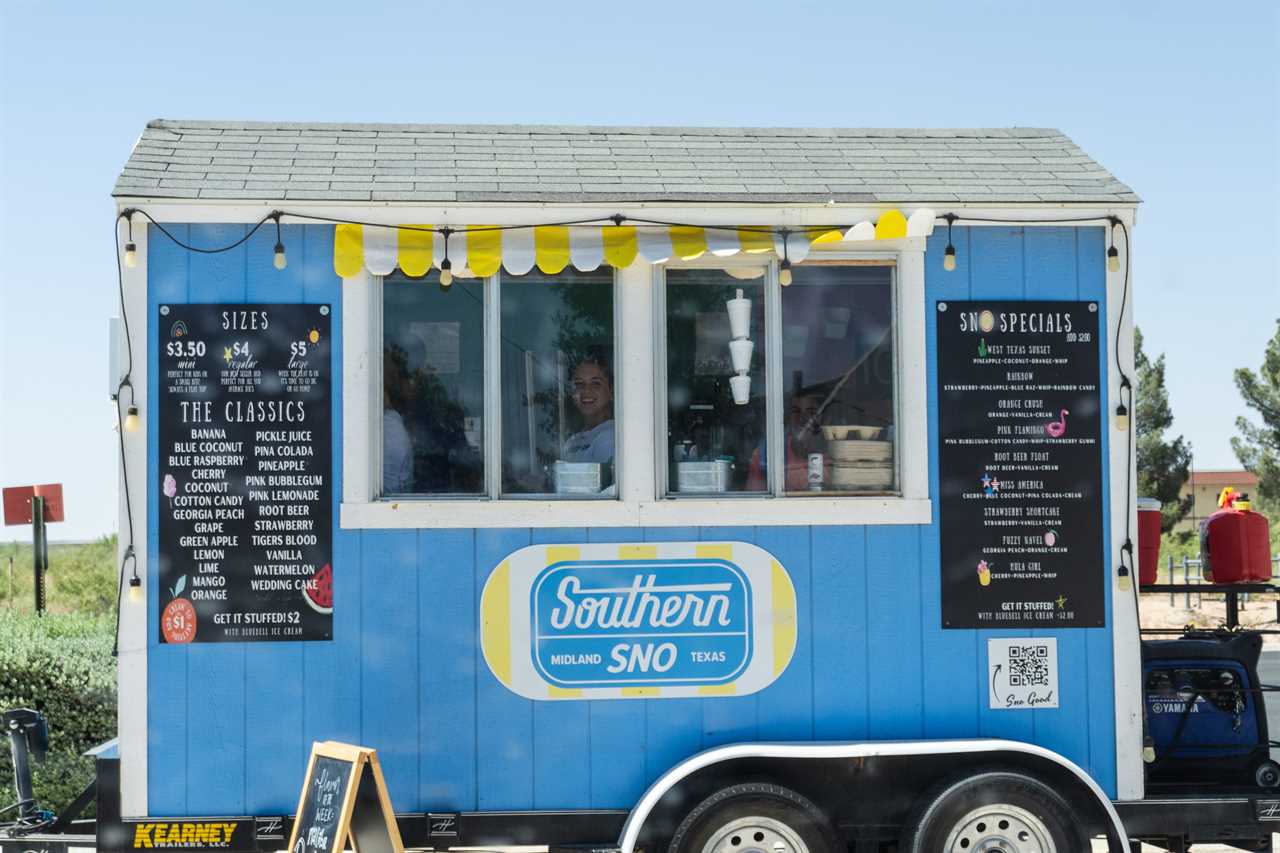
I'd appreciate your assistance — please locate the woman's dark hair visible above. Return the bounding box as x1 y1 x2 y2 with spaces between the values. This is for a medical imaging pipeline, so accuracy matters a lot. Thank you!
571 346 613 388
383 345 412 412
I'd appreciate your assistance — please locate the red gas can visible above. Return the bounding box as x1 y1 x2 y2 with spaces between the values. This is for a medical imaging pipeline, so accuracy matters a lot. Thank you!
1199 488 1272 584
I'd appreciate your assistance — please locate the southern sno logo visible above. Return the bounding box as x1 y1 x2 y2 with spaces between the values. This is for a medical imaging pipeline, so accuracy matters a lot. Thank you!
481 541 796 701
533 561 752 688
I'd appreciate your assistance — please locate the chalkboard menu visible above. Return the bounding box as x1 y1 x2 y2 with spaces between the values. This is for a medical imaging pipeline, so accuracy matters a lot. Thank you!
937 301 1105 628
288 742 404 853
293 754 353 853
157 303 332 643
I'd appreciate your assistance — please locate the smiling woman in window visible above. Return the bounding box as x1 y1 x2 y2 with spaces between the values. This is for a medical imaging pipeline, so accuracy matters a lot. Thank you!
561 351 615 465
500 268 616 497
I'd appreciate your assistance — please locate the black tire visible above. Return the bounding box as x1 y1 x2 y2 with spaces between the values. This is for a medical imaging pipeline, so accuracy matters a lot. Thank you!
667 783 835 853
899 770 1085 853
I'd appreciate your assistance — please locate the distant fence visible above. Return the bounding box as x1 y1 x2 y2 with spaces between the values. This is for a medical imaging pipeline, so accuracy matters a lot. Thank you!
1153 553 1280 610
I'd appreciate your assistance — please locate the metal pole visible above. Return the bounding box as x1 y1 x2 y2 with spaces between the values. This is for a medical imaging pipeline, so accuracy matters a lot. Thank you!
31 496 46 615
1168 554 1174 608
1183 555 1190 610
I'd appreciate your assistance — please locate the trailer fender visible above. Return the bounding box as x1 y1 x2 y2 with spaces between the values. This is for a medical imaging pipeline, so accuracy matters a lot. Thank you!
617 739 1127 853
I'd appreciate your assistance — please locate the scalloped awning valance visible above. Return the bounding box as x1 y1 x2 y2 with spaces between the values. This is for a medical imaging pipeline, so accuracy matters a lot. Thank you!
332 208 936 278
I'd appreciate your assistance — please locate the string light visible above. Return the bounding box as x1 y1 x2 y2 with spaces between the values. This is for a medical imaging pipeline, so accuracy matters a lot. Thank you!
123 211 137 268
125 405 140 432
128 574 142 603
1114 375 1131 431
1107 217 1121 273
943 213 957 272
439 228 454 288
271 212 287 270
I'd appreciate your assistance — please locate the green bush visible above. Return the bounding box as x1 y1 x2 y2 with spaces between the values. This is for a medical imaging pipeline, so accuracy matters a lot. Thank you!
0 611 116 817
0 536 119 614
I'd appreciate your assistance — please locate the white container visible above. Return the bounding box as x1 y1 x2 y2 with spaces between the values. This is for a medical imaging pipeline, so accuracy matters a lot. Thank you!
729 374 751 405
726 289 752 340
553 461 602 494
807 453 825 491
676 460 732 493
729 339 754 374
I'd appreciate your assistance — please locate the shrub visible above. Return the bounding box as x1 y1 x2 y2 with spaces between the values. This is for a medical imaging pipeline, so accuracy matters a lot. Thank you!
0 611 116 817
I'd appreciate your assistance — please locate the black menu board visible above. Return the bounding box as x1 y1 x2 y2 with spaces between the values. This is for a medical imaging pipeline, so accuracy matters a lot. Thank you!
937 301 1105 628
292 754 353 853
157 303 332 643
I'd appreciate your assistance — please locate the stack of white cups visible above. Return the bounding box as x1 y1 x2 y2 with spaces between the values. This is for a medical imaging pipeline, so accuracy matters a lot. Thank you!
726 289 754 405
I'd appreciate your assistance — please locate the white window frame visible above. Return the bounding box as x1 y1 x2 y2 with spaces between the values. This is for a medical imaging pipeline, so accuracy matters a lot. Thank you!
342 239 931 529
655 255 905 499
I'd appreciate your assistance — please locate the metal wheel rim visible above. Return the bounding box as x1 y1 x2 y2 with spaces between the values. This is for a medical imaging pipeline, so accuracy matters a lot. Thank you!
699 815 809 853
942 803 1056 853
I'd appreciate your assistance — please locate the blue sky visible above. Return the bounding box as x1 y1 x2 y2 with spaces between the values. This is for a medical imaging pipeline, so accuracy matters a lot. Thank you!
1 1 1277 540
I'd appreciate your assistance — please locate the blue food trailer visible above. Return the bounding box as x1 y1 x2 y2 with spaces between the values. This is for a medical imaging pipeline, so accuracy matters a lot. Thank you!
4 121 1278 853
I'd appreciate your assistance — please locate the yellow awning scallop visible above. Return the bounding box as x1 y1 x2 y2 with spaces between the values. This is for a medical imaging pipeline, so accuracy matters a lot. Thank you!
330 209 932 278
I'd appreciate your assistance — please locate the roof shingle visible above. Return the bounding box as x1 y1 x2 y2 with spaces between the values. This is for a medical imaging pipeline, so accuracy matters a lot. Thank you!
114 120 1138 205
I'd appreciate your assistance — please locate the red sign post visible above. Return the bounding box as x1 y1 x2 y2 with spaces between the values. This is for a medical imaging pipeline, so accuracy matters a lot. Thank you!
3 483 65 613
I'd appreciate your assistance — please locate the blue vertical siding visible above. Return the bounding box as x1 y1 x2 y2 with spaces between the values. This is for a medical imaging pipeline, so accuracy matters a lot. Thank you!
147 225 1117 817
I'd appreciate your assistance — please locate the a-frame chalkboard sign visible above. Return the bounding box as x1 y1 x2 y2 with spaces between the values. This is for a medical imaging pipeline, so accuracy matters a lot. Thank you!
287 742 404 853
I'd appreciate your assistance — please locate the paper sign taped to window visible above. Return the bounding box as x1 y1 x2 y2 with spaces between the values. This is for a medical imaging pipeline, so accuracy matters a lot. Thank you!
988 637 1058 710
409 321 461 375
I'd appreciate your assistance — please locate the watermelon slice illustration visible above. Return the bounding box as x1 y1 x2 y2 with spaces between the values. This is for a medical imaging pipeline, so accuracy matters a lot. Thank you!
303 563 333 614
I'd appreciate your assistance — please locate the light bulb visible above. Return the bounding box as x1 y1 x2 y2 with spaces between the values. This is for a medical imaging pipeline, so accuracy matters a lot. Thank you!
273 242 287 270
1107 245 1120 273
1117 567 1132 592
779 267 792 287
439 259 453 288
124 242 138 268
943 245 957 272
125 406 140 432
1114 403 1129 432
128 575 142 603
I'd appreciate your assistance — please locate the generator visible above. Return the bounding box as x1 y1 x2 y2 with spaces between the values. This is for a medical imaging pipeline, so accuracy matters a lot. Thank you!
1142 629 1280 789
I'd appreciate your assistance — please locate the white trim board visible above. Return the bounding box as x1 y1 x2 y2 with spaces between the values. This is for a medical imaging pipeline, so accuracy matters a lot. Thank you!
115 200 1138 227
342 497 933 529
116 217 149 816
1106 209 1143 801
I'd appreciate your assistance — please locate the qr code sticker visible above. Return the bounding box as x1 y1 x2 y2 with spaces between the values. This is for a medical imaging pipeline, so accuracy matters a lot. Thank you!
1007 644 1051 687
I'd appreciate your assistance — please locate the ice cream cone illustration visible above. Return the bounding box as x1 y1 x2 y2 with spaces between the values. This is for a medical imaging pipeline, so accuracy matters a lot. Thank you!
977 560 992 586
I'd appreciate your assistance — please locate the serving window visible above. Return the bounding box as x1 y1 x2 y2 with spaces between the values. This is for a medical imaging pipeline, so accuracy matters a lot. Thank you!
382 270 485 496
380 267 617 500
499 268 616 498
351 247 925 527
779 263 895 495
658 261 896 498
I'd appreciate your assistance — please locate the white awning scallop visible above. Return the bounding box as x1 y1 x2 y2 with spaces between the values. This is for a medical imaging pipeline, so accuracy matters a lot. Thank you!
332 209 935 279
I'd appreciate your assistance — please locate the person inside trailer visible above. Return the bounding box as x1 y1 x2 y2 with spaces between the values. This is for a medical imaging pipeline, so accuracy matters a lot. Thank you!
560 352 616 466
745 391 824 491
382 347 415 493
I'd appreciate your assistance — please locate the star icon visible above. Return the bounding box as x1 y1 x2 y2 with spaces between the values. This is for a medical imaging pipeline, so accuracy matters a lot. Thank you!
223 346 232 364
1055 594 1067 610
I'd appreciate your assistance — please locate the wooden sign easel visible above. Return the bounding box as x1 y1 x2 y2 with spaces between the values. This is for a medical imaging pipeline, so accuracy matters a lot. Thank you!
287 742 404 853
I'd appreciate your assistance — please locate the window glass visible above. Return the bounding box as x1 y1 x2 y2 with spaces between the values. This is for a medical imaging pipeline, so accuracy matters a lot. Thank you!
382 271 485 495
500 268 616 497
780 264 895 495
664 268 768 495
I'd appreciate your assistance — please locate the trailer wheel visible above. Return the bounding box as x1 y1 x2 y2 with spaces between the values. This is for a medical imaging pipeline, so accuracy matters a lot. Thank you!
899 770 1083 853
666 783 834 853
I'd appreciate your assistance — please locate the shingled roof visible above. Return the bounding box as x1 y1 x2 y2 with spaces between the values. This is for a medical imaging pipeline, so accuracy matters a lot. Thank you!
114 120 1138 205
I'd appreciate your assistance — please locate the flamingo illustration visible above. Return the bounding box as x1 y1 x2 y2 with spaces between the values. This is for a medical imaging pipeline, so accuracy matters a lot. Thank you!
1044 409 1069 438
